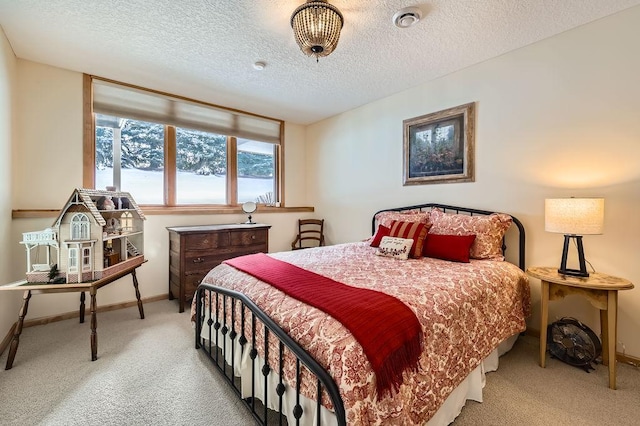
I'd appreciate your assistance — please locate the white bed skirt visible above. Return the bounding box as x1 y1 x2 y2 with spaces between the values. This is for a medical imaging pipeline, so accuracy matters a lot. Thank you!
200 314 518 426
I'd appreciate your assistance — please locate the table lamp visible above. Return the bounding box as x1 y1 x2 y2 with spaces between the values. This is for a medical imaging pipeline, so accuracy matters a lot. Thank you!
545 198 604 277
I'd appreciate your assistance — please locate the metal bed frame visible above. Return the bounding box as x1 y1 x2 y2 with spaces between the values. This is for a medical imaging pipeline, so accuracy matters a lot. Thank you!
195 203 526 425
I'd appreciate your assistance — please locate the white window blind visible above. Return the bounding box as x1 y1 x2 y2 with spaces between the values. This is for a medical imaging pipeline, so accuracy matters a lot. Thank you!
92 79 282 144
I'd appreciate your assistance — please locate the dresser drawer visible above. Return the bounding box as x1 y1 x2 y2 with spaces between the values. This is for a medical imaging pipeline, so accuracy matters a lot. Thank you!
170 269 212 300
184 273 206 299
230 229 267 246
169 270 203 300
184 232 230 251
184 252 227 274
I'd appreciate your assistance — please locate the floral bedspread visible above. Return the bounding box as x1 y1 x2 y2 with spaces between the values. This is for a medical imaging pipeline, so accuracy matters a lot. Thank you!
192 241 530 425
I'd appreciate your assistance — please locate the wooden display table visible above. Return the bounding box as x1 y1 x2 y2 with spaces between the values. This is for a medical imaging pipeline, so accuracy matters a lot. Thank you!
0 261 146 369
527 266 634 389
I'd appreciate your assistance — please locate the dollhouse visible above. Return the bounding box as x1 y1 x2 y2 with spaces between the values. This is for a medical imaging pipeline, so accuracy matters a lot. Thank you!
20 188 145 283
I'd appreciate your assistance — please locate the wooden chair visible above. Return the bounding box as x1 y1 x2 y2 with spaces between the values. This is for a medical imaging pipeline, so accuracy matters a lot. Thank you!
291 219 325 250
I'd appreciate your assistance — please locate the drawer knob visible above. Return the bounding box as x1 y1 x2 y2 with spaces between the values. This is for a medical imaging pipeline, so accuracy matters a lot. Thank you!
251 235 256 240
193 257 204 263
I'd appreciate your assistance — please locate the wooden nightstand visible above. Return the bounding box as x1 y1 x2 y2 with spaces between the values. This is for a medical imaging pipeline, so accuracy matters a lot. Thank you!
167 224 270 313
527 266 634 389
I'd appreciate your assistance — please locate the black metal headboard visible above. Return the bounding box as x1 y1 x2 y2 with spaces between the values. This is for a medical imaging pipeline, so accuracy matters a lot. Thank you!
372 203 526 270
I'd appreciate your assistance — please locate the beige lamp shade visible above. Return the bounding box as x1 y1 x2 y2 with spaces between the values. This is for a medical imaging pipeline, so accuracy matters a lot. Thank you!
545 198 604 235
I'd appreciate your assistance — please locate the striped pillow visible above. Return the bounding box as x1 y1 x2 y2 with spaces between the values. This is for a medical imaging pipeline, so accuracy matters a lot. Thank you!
388 220 430 259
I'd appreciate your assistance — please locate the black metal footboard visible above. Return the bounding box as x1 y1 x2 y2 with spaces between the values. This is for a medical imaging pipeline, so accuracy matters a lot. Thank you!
195 283 347 426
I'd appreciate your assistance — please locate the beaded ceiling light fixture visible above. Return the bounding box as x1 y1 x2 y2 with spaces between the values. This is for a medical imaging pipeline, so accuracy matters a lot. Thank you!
291 0 344 61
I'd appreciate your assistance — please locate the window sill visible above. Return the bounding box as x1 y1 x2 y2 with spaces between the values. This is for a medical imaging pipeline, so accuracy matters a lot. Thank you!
12 205 314 219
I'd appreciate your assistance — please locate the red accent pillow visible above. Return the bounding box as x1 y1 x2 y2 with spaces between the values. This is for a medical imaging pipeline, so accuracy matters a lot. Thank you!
388 221 429 259
429 209 512 260
370 225 391 247
423 234 477 263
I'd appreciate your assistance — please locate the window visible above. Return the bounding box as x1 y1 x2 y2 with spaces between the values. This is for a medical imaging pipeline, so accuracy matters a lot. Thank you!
82 248 92 271
121 212 133 232
237 139 276 204
96 116 165 204
175 127 227 204
71 214 90 240
69 248 78 273
85 76 283 207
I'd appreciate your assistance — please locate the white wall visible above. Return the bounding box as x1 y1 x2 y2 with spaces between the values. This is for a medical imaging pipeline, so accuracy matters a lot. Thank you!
9 60 309 320
0 27 21 336
307 7 640 356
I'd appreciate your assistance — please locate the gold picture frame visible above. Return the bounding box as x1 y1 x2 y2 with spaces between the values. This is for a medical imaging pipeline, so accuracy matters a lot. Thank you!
403 102 475 185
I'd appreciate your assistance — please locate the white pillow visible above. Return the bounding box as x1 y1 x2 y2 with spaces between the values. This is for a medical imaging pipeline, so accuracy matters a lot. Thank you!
375 236 414 260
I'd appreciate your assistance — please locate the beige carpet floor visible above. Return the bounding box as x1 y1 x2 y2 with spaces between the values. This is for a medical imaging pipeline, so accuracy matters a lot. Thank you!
1 299 639 425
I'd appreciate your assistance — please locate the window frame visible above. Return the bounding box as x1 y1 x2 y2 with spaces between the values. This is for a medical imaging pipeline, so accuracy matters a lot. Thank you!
121 212 133 232
68 248 78 273
83 74 285 210
82 247 92 272
70 213 90 240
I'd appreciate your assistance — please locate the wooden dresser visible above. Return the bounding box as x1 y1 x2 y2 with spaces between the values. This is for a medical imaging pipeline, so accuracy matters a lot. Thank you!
167 224 271 312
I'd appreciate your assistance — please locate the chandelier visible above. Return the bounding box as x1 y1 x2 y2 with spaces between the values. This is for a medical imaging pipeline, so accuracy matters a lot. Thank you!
291 0 344 60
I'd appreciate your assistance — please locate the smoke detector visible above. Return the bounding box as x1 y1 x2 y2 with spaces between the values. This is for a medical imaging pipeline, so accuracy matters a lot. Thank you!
392 7 422 28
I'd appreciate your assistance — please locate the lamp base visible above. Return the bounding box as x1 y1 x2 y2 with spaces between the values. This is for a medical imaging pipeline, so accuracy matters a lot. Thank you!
557 267 589 277
558 235 589 278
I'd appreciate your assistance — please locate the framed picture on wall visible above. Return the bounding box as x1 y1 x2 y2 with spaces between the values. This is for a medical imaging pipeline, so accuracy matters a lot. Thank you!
403 102 475 185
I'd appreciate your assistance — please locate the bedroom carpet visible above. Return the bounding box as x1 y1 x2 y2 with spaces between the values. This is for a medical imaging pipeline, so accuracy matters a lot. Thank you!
0 299 639 426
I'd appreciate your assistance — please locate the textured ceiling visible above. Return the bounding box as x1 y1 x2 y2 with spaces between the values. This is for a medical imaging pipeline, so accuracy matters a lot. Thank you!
1 0 639 124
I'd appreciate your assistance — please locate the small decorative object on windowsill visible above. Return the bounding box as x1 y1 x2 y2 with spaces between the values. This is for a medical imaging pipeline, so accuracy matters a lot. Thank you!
545 197 604 277
256 191 276 206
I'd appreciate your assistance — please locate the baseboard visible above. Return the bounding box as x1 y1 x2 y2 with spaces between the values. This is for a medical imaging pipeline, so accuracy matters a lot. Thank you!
0 294 169 357
524 328 640 366
617 352 640 368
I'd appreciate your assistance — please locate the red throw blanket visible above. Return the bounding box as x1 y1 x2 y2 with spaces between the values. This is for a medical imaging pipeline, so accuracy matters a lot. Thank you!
224 253 423 397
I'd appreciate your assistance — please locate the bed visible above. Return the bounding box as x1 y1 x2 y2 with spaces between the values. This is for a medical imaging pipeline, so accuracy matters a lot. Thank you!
192 203 531 425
